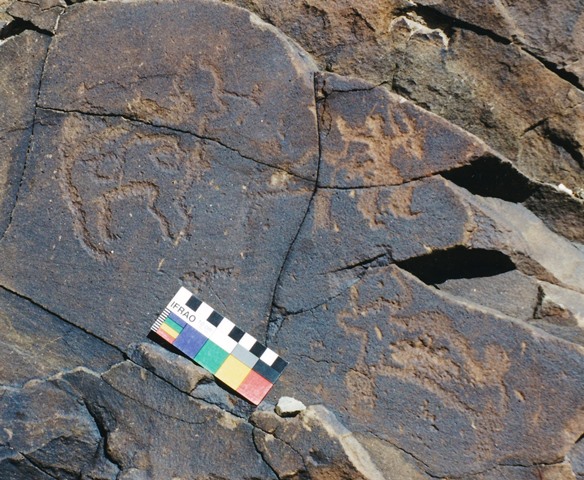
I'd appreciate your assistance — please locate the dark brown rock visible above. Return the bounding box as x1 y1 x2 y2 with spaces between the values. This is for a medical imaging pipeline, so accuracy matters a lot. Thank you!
272 176 471 315
268 139 584 476
317 73 491 188
62 362 277 479
6 0 64 33
388 21 584 191
435 270 540 321
39 0 319 180
570 437 584 480
460 186 584 294
251 405 386 480
524 184 584 243
1 0 583 479
0 286 123 386
0 108 313 348
228 1 584 192
413 0 584 87
468 463 577 480
226 0 408 82
128 342 211 394
0 378 107 479
272 265 584 477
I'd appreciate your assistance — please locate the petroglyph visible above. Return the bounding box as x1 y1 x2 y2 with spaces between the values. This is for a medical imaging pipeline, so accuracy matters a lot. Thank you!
325 113 404 187
335 270 511 422
127 58 229 134
57 114 207 257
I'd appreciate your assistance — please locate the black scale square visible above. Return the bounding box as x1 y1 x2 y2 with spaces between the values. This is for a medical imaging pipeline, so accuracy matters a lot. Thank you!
272 356 288 373
207 311 223 327
250 341 267 357
253 360 280 383
228 326 245 342
186 295 202 312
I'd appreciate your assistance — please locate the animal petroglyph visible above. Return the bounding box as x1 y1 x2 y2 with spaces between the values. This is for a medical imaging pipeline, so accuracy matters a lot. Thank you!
57 114 206 257
336 269 511 422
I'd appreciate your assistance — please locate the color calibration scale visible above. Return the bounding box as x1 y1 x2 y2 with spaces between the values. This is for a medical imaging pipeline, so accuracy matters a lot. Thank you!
151 287 287 405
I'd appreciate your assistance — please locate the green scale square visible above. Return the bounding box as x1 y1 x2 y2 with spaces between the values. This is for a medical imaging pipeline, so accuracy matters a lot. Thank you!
164 317 184 334
194 340 229 374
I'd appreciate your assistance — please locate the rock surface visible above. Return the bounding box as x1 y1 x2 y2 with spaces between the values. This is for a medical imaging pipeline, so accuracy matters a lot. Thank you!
1 0 583 479
0 30 49 240
229 0 584 193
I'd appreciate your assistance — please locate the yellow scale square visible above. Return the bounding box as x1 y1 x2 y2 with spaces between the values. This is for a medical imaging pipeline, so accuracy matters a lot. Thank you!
159 322 180 339
214 355 251 391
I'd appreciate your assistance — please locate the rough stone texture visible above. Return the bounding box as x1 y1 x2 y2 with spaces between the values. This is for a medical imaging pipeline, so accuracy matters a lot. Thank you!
0 378 107 480
39 0 319 180
0 286 123 386
0 11 12 32
6 0 64 34
0 107 313 348
413 0 584 87
251 405 386 480
73 361 276 479
469 463 578 480
128 342 211 394
436 270 540 321
353 433 430 480
272 264 584 477
1 0 584 479
316 73 493 188
228 0 584 193
570 438 584 480
0 30 49 240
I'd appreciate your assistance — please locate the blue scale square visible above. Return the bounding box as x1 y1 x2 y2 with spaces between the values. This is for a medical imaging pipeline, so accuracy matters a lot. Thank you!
173 325 208 358
167 310 188 328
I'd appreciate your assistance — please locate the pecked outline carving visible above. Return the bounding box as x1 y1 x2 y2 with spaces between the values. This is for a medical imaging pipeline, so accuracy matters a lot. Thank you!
57 114 207 258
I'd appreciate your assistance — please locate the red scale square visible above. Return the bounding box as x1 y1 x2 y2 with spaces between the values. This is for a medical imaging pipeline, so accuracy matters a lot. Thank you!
237 369 274 405
156 327 177 344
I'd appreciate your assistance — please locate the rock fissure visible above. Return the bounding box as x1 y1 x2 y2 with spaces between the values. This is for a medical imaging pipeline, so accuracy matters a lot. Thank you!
79 397 124 475
2 1 584 478
101 377 208 427
329 252 393 274
0 17 53 40
521 118 549 138
521 46 584 92
403 4 510 45
396 246 516 286
251 423 307 464
38 106 316 184
0 22 54 243
543 125 584 170
441 155 535 203
364 430 440 478
265 72 323 344
291 352 347 369
250 428 282 480
124 351 254 421
405 3 584 94
272 252 395 317
19 453 59 480
0 284 125 355
317 172 445 189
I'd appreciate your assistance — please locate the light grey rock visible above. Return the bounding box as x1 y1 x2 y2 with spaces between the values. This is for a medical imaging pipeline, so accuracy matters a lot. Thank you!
275 396 306 417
